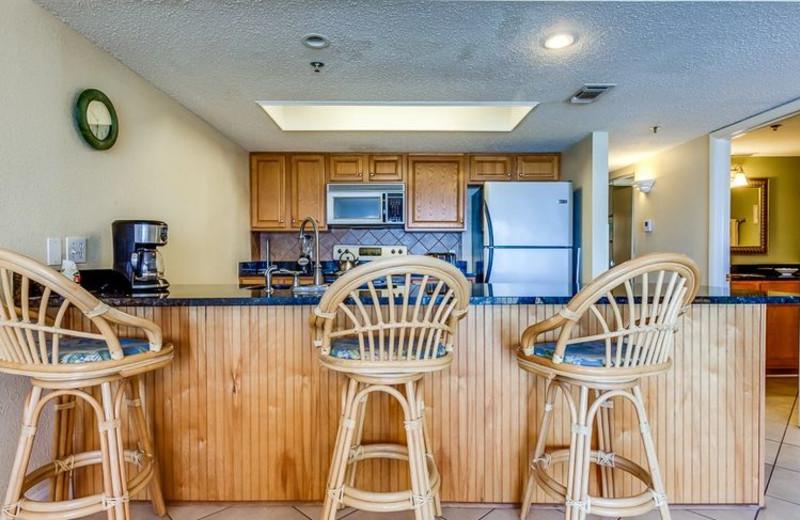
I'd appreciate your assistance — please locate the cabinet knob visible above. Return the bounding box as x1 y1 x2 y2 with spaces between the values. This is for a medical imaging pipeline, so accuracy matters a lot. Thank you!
506 173 512 177
369 172 375 177
292 218 296 224
358 172 363 177
279 219 285 223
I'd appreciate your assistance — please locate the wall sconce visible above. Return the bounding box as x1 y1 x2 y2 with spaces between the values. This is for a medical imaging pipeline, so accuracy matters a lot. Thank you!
730 164 748 187
632 179 656 194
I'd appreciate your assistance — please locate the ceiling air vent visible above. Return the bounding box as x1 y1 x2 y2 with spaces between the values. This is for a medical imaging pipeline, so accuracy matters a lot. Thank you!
569 84 616 104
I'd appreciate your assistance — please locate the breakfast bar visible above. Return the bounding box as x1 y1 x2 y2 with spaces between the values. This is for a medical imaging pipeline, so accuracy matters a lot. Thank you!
64 284 780 507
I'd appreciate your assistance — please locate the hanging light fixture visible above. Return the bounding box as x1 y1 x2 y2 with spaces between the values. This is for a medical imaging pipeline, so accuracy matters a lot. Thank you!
730 164 748 188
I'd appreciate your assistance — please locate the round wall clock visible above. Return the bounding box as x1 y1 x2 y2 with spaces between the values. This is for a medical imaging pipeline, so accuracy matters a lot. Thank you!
74 89 118 150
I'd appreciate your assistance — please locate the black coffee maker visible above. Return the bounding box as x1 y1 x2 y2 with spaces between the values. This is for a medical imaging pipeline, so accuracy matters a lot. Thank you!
112 220 170 292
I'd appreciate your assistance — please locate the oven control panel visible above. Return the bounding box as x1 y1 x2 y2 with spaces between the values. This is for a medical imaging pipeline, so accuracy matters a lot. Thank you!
334 245 408 261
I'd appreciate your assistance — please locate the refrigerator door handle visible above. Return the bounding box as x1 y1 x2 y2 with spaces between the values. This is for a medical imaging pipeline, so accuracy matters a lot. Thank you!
483 203 495 283
486 247 494 283
484 203 495 249
575 246 582 285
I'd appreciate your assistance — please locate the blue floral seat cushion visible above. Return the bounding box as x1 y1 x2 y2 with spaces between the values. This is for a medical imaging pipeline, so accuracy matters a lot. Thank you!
329 337 448 360
533 340 610 367
48 337 151 364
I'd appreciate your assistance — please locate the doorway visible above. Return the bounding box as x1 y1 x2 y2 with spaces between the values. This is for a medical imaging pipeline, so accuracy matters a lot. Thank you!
609 175 635 267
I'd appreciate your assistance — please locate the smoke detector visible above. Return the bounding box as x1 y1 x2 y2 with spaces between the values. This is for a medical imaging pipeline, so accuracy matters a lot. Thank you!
569 84 616 104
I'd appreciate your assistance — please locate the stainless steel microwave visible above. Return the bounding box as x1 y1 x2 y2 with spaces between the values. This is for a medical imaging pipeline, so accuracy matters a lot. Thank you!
326 183 405 226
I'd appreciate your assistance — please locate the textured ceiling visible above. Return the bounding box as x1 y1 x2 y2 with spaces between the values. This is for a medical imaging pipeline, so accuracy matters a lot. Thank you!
33 0 800 170
732 112 800 157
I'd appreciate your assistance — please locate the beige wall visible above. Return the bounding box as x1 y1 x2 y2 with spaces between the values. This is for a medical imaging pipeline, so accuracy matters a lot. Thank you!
0 0 250 284
731 156 800 265
0 0 250 496
612 136 710 282
562 132 609 283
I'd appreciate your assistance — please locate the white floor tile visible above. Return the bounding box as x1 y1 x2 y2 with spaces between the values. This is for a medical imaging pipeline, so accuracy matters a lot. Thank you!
206 505 310 520
627 508 708 519
169 503 231 520
295 504 356 520
765 419 787 443
440 506 493 520
689 506 758 520
782 423 800 446
491 507 563 520
758 495 800 519
765 466 800 505
774 442 800 472
765 440 780 465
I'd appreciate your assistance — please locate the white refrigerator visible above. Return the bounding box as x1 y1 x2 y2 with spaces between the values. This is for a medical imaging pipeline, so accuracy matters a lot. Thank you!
482 182 576 287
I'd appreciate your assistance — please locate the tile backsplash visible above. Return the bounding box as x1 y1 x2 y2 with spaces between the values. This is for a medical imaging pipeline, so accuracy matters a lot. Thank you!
254 228 462 261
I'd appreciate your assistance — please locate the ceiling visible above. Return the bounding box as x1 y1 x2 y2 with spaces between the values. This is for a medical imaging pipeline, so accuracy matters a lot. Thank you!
731 111 800 157
33 0 800 170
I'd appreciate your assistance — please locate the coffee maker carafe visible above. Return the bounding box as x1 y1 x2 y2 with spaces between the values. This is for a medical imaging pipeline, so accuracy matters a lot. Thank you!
112 220 170 292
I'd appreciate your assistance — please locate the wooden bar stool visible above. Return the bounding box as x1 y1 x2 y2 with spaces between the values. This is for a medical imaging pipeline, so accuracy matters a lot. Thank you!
517 253 699 520
310 256 470 520
0 249 173 520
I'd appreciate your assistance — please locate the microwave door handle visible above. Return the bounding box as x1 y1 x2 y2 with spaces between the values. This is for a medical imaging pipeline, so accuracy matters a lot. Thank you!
382 193 388 224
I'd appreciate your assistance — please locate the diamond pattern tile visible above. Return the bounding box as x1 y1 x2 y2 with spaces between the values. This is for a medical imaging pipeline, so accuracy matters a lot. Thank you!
255 229 463 261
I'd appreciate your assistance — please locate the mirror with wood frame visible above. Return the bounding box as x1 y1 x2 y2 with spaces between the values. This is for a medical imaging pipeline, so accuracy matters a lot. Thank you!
730 177 768 255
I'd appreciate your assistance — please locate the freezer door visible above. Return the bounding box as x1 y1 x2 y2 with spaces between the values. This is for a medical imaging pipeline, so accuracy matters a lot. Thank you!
483 182 572 247
484 247 573 284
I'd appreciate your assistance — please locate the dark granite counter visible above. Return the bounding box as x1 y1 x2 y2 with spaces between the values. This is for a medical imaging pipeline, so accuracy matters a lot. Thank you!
90 283 800 307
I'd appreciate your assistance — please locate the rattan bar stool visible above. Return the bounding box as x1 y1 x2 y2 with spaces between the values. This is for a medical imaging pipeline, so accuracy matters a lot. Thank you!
0 249 173 520
517 253 699 520
310 255 470 520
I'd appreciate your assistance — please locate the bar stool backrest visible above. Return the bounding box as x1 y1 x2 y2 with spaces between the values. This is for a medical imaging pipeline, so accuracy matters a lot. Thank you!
0 249 162 368
524 253 700 371
311 255 471 367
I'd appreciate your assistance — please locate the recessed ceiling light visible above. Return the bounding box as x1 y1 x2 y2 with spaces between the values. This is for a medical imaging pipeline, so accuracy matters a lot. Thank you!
302 34 330 49
255 102 538 132
543 33 575 50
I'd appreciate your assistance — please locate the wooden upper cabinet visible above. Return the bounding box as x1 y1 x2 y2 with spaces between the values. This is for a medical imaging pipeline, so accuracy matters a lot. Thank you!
250 154 287 230
328 154 405 182
406 155 465 230
328 155 365 182
516 154 560 181
289 154 327 230
469 155 514 182
368 155 405 182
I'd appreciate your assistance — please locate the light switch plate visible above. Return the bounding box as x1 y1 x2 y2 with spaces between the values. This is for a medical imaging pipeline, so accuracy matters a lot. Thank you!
643 219 654 233
66 236 87 263
46 238 62 266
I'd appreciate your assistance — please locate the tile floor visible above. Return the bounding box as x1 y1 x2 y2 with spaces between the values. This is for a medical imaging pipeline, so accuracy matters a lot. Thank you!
115 377 800 520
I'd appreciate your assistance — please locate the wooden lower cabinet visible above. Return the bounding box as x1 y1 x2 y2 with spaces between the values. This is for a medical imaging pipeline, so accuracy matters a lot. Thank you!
732 279 799 374
407 155 465 230
70 303 766 504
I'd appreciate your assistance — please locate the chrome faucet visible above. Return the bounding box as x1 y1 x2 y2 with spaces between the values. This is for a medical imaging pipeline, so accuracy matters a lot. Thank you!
299 216 324 286
263 265 279 294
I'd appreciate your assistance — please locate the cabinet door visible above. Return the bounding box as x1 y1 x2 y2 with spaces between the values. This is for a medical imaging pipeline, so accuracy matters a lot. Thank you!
516 154 560 181
469 155 514 182
762 281 800 374
368 154 405 182
250 154 288 230
328 155 365 182
289 155 327 230
730 280 763 291
406 155 465 230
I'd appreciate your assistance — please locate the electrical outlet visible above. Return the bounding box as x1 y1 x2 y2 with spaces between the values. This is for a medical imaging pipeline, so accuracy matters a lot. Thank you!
46 238 62 266
66 236 87 263
643 219 654 233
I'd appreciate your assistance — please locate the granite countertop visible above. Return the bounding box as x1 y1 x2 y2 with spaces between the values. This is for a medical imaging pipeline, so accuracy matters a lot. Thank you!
89 283 800 307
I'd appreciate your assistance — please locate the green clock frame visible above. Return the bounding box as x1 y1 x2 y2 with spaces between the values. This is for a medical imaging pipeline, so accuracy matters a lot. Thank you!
74 89 118 150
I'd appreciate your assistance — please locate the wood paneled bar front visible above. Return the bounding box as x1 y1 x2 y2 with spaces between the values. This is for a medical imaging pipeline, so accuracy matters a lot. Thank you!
67 289 768 506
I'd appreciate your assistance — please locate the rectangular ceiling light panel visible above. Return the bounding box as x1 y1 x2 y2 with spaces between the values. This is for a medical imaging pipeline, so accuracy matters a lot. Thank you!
256 102 537 132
